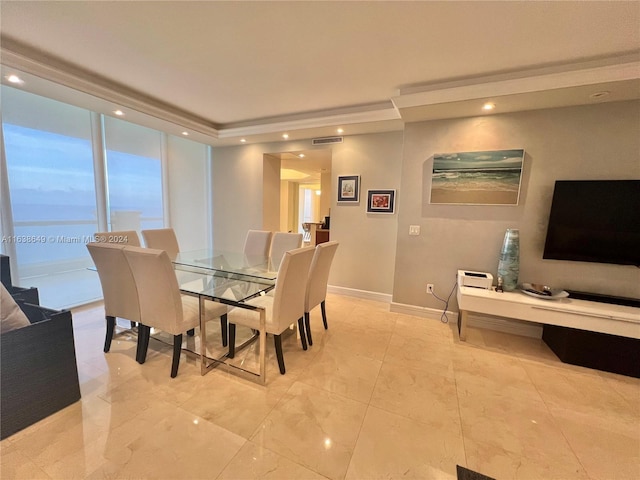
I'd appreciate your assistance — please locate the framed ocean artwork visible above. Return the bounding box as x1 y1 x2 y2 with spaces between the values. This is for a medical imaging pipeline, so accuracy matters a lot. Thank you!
430 149 525 205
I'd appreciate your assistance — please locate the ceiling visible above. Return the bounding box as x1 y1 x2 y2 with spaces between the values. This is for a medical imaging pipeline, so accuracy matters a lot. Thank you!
1 1 639 150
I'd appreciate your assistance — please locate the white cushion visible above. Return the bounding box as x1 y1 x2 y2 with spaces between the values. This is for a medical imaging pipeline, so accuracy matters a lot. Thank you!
1 284 31 334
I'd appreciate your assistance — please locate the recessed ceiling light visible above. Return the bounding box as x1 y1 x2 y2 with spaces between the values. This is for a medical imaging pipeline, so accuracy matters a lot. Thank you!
590 91 610 99
240 138 247 143
113 110 124 116
6 74 24 84
298 153 305 158
181 131 189 136
282 133 289 139
337 128 344 134
482 102 495 111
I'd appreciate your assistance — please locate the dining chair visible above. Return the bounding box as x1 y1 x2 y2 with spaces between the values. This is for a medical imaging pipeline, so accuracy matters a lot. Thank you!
269 232 303 271
93 230 141 330
141 228 180 259
94 230 141 246
141 227 230 345
122 246 228 378
227 246 314 375
243 230 273 257
86 242 141 354
304 241 339 346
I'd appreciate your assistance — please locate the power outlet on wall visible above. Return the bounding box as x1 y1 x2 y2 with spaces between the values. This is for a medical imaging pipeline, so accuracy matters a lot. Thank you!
427 284 434 294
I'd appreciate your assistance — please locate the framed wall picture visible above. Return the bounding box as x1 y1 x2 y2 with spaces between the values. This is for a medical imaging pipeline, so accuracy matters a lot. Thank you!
367 189 396 214
337 175 360 203
430 149 525 205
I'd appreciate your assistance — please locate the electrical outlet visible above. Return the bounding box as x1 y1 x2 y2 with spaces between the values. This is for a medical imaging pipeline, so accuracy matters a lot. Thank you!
427 283 434 294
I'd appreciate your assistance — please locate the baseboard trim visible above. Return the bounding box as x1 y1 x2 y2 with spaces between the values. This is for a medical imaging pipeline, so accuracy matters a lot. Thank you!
390 302 455 321
333 292 542 339
327 285 392 304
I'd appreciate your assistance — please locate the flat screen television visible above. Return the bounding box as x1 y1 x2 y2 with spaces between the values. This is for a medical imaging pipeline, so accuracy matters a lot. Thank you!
543 180 640 266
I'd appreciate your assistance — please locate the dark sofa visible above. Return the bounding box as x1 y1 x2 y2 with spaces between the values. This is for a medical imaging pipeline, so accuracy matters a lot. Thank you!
0 255 81 439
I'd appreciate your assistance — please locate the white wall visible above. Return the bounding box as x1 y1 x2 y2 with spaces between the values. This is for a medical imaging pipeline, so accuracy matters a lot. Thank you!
330 131 404 294
211 144 266 251
210 102 639 304
211 131 404 294
394 100 640 310
166 135 209 252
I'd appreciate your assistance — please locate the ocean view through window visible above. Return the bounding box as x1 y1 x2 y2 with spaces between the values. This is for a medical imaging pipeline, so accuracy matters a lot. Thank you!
1 86 165 308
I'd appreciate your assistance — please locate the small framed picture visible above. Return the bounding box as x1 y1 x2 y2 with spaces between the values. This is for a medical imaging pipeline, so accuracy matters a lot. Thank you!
337 175 360 203
367 189 396 214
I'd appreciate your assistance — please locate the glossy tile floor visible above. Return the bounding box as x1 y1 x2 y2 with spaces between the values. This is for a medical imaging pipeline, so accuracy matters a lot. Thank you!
1 294 639 479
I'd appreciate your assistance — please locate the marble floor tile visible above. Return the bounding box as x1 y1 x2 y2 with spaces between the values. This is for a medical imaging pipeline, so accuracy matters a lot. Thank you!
321 322 392 361
345 405 464 479
250 381 367 480
180 370 289 439
384 331 455 377
298 347 382 403
0 445 52 479
217 441 327 479
549 406 640 480
520 358 638 419
370 362 461 429
2 293 637 480
463 436 590 480
458 389 579 465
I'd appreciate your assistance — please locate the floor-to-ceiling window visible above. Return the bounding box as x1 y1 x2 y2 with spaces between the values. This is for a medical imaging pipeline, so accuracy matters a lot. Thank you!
2 86 102 308
1 84 211 309
103 117 163 232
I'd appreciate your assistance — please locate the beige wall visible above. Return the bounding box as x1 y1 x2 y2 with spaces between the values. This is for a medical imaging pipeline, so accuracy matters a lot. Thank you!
211 144 266 251
330 131 404 294
211 131 404 293
211 101 639 305
394 100 640 310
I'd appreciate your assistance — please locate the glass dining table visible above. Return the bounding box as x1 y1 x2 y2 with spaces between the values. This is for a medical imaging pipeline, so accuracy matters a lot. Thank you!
172 249 278 384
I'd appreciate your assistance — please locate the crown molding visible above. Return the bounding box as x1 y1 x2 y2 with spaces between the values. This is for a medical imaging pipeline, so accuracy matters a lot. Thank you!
1 36 221 138
392 59 640 111
218 104 401 139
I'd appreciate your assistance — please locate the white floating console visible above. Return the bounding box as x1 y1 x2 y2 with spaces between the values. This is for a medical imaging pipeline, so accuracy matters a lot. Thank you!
456 285 640 377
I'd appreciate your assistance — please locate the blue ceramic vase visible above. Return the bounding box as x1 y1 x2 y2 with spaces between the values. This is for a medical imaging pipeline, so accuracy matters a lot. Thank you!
497 229 520 291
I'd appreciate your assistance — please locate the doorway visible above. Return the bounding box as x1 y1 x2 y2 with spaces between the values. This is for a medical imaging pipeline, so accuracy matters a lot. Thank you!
266 149 331 235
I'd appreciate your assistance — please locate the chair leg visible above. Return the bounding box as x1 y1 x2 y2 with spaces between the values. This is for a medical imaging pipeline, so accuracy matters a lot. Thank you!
187 328 195 337
171 334 182 378
297 317 308 350
104 316 116 353
321 300 328 329
138 325 151 364
228 323 236 358
303 313 313 346
130 321 137 329
220 314 228 347
274 334 286 374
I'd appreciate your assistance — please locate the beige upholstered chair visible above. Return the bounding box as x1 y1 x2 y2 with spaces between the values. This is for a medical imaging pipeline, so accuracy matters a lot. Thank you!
228 246 314 374
243 230 273 257
303 241 339 346
141 227 228 345
123 246 228 378
86 242 141 354
269 232 303 271
94 230 141 246
141 228 180 260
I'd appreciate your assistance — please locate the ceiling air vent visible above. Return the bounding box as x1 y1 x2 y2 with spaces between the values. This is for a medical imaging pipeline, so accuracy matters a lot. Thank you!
312 136 343 145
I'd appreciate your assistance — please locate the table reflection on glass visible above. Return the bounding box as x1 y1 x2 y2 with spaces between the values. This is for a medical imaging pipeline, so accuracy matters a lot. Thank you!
173 250 277 385
174 249 277 281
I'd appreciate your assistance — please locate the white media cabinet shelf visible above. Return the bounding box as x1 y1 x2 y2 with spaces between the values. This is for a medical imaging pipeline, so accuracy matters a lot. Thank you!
456 285 640 377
